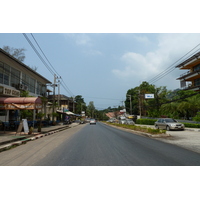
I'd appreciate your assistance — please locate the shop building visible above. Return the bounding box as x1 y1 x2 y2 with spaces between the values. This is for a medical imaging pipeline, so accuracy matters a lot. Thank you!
0 48 51 122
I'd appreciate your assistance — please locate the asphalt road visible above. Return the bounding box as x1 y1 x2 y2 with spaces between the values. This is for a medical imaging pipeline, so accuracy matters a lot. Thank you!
1 122 200 166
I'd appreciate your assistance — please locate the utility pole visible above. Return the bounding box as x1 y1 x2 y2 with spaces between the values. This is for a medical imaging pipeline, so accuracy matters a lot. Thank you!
127 95 132 115
73 96 75 113
57 80 61 109
52 74 56 122
52 74 61 122
138 88 142 118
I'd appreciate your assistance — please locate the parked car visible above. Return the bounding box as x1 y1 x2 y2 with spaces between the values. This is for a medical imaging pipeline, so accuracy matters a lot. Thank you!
155 118 185 131
119 119 126 124
90 119 96 125
85 118 90 123
125 119 135 125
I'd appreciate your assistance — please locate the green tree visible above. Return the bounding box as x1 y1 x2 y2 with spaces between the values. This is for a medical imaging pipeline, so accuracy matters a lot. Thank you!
87 101 95 118
125 81 169 117
160 90 200 119
75 95 87 114
193 112 200 122
146 86 169 117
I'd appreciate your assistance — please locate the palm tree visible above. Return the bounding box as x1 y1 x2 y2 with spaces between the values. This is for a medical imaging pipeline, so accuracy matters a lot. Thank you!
178 94 200 119
161 102 180 118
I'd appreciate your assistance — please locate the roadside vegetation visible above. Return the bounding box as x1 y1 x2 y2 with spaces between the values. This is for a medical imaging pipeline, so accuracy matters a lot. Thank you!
125 81 200 121
105 122 166 134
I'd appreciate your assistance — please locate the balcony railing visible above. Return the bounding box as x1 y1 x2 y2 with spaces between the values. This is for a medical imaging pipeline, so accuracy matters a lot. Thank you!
177 69 200 80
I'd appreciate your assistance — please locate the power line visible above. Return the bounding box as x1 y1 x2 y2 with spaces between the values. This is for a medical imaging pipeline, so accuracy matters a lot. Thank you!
22 33 55 76
23 33 75 97
148 43 200 84
30 33 60 76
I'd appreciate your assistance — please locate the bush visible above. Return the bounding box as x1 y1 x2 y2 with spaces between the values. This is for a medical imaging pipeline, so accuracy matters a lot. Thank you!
183 123 200 128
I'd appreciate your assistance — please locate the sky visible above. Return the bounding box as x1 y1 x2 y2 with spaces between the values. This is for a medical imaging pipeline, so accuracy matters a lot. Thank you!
1 33 200 110
1 1 200 112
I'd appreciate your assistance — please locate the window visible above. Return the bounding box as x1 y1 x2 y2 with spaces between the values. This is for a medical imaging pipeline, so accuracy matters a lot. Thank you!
29 77 35 93
194 64 200 72
194 78 200 86
3 64 10 85
22 73 29 86
0 63 11 85
0 62 3 84
36 82 41 95
36 82 46 96
11 67 20 88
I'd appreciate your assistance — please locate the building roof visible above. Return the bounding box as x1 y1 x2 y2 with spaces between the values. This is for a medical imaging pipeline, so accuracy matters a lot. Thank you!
175 51 200 68
0 48 52 84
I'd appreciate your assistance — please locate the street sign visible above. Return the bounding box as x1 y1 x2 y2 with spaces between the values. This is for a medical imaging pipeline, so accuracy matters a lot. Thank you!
145 94 154 99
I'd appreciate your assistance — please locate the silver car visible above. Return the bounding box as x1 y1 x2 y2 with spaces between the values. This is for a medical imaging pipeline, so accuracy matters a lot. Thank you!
119 119 126 124
155 118 185 131
90 119 96 125
125 119 135 125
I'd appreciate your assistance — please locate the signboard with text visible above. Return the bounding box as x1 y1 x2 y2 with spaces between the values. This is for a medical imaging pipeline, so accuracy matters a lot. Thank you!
145 94 154 99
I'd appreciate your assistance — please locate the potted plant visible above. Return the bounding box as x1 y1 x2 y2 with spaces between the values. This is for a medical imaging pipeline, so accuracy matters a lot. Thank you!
28 127 34 135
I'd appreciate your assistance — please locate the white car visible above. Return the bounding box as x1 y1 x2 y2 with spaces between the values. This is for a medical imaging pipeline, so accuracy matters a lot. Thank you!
90 119 96 125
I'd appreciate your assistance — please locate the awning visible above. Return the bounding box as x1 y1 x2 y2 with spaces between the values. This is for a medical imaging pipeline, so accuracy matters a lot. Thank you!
66 111 75 115
57 110 75 115
0 97 42 110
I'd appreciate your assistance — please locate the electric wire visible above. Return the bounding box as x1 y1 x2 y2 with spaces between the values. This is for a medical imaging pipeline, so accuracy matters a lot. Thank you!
23 33 75 97
22 33 55 76
149 48 200 84
150 48 200 84
148 45 200 83
148 43 200 84
30 33 60 76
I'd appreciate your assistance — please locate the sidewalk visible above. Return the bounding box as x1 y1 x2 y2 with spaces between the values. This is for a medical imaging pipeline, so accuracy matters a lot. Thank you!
0 123 79 152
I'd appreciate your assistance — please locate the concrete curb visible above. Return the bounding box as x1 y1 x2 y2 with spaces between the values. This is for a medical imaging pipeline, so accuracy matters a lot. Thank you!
0 125 71 152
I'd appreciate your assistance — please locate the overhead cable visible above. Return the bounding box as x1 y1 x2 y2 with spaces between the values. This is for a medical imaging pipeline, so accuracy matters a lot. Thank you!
148 42 200 84
23 33 75 97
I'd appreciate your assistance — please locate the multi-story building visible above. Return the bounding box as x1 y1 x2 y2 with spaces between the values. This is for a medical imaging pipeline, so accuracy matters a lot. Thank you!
176 51 200 91
0 48 52 122
48 94 76 112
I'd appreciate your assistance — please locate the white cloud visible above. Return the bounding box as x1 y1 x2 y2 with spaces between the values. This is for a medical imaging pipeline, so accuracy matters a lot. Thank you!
112 33 200 89
63 33 92 46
